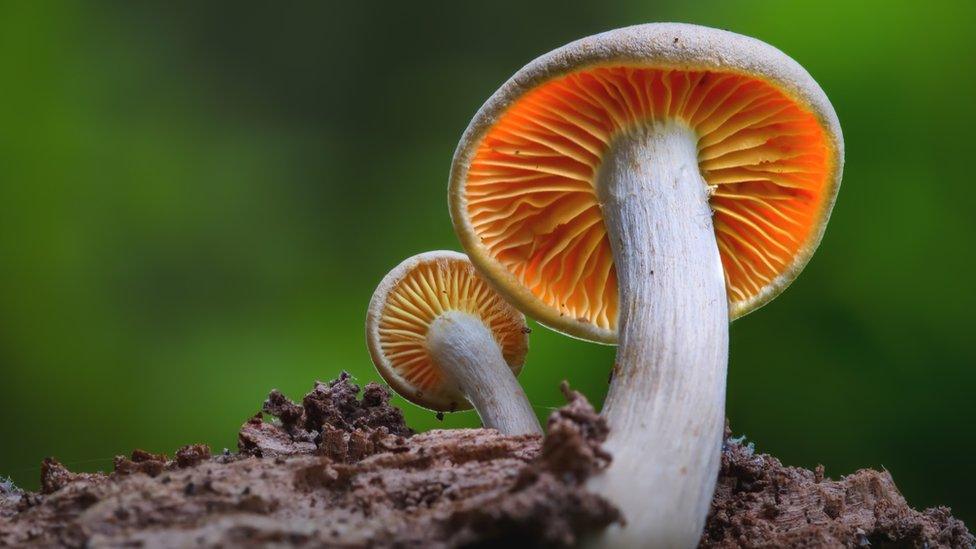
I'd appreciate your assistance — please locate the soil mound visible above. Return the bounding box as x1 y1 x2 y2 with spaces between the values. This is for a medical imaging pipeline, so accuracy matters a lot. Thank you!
1 374 970 547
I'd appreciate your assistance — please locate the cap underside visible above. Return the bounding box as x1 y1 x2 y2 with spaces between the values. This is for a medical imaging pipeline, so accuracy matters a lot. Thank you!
368 253 528 412
456 65 837 341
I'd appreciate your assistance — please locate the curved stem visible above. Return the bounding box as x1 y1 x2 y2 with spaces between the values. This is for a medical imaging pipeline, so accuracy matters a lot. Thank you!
426 311 542 435
589 122 729 548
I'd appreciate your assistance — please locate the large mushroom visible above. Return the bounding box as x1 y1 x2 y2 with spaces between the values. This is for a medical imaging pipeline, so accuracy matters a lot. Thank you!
366 251 541 435
448 24 843 546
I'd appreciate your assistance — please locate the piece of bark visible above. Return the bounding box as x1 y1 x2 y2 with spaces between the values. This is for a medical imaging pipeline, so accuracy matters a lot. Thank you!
0 376 970 548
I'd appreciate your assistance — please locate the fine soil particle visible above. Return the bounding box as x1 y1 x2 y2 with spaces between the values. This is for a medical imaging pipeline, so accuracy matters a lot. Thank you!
0 374 971 548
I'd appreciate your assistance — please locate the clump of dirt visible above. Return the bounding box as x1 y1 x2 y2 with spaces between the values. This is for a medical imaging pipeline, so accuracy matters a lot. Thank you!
238 372 413 460
701 428 974 548
0 373 971 548
112 449 169 478
175 444 212 469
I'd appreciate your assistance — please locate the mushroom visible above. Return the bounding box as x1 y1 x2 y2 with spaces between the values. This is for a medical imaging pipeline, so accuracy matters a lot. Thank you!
448 24 843 546
366 251 541 435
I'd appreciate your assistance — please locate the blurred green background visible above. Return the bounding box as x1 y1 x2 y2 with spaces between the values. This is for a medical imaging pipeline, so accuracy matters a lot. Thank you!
2 0 974 526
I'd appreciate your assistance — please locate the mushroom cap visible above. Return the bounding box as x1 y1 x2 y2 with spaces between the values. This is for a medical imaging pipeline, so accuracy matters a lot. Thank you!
366 251 530 412
449 23 844 344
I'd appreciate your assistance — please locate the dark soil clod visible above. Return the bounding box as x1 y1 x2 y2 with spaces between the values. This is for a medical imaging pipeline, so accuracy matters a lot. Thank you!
175 445 212 469
113 449 168 477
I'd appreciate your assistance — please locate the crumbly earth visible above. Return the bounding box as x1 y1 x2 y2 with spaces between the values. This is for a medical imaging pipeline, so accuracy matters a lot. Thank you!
702 430 973 548
0 374 971 548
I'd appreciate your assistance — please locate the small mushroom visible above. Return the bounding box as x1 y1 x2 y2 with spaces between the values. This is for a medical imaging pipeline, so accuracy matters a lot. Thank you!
366 251 541 435
449 24 843 546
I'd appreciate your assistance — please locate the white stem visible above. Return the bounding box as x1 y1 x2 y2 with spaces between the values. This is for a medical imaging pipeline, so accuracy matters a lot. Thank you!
588 122 729 548
426 311 542 435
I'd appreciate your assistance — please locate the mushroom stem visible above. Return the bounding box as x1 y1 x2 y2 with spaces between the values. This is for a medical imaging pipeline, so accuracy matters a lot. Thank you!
426 311 542 435
590 122 729 547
